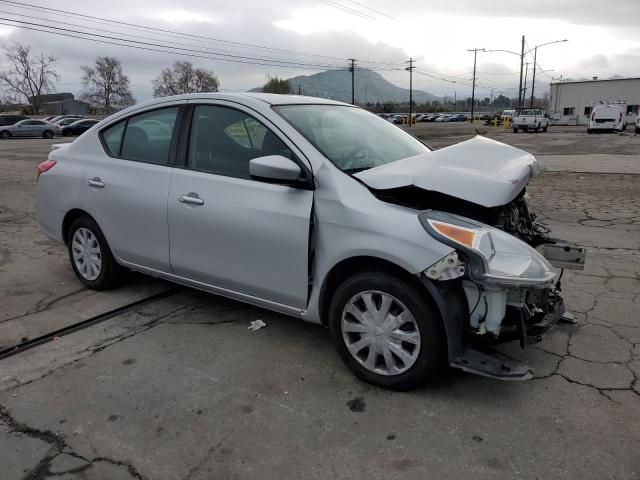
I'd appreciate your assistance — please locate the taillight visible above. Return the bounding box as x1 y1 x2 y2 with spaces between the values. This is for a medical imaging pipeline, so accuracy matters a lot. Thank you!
36 160 57 182
591 112 595 121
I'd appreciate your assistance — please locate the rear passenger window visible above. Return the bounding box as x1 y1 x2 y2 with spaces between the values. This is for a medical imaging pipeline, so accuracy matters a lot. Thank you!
120 108 178 164
188 105 293 179
102 121 125 156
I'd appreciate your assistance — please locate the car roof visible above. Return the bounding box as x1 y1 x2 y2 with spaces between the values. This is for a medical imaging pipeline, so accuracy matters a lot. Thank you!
132 92 350 109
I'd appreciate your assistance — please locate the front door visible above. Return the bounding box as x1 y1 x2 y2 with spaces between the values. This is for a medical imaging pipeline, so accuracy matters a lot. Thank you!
168 104 313 308
83 105 183 272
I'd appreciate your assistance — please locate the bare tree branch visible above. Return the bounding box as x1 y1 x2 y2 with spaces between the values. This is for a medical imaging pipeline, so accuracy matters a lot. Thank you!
152 61 219 98
0 43 59 114
80 57 135 114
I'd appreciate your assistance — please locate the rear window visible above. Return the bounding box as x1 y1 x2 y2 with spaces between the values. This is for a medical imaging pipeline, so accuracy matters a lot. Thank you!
100 107 179 165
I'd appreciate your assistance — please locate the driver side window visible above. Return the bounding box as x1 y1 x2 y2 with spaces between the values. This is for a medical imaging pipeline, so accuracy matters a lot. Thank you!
188 105 294 180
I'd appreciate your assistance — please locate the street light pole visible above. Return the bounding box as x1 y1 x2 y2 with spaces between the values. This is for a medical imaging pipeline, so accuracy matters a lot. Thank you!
529 47 537 107
467 47 485 123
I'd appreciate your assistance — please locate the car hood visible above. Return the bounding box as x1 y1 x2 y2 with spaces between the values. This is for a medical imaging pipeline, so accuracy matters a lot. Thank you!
354 135 543 208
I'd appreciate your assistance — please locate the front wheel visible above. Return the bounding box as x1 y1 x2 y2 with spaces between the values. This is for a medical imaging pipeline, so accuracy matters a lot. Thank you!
635 126 640 134
67 216 123 290
43 130 54 139
0 130 11 139
543 124 548 132
512 128 518 133
328 271 444 390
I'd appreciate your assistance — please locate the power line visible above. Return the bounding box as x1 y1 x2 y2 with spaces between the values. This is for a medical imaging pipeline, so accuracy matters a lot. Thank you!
0 0 397 66
0 16 351 70
316 0 377 20
0 10 350 69
342 0 398 21
0 18 351 71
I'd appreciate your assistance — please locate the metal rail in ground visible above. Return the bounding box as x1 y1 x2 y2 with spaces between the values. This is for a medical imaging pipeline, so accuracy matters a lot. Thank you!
0 287 183 360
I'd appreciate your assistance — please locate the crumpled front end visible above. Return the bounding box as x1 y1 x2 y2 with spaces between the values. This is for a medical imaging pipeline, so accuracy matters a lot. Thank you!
418 209 584 381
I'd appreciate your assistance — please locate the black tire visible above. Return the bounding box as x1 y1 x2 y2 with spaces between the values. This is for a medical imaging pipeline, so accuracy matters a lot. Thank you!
328 270 445 390
512 128 518 133
543 124 548 132
43 130 54 139
587 128 592 134
635 126 640 134
66 216 123 290
0 130 11 139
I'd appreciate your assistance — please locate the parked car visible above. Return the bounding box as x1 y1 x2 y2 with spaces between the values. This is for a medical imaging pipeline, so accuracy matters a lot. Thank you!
435 115 450 122
53 116 84 126
49 115 84 124
0 114 29 126
512 109 550 133
0 119 60 139
60 119 100 137
449 114 466 122
36 93 586 389
587 104 626 133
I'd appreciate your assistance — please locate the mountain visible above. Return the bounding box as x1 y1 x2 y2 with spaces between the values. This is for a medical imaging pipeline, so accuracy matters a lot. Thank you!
249 69 439 104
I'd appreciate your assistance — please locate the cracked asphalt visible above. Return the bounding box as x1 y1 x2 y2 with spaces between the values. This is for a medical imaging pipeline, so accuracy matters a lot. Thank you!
1 130 639 479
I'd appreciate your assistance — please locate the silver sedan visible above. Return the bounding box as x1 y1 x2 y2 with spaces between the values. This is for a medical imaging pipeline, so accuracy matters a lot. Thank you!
35 93 585 389
0 119 60 139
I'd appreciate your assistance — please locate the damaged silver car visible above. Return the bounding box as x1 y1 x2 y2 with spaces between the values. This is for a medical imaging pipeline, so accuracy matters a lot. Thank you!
36 93 586 390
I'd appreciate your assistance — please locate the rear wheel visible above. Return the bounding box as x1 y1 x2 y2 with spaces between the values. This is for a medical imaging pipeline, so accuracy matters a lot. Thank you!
67 216 123 290
512 128 518 133
0 130 11 139
635 126 640 134
587 128 592 134
543 124 548 132
43 130 54 139
328 270 444 390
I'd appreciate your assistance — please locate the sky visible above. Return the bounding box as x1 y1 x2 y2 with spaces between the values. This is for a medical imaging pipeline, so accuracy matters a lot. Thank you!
0 0 638 103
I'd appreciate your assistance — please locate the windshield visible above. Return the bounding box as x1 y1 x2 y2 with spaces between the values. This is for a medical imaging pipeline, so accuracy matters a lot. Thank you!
274 105 429 172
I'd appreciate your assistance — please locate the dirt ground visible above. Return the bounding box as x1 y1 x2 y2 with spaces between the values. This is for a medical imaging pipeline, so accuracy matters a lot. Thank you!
0 130 639 480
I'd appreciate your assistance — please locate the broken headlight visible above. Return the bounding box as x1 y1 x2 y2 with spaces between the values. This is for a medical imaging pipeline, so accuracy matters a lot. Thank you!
418 211 556 288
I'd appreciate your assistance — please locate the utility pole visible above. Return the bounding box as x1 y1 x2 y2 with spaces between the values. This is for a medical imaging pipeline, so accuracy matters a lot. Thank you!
406 58 415 126
523 62 530 104
348 59 356 105
467 48 484 123
518 35 525 109
530 46 537 107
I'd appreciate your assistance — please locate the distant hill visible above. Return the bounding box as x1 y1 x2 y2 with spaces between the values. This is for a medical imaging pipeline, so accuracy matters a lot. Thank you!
249 69 439 104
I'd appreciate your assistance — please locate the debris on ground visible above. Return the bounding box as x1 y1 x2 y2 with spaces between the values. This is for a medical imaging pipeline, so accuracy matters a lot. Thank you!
248 319 267 331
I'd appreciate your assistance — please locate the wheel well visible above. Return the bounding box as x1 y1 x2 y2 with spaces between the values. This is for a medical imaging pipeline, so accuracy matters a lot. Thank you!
62 209 94 245
318 256 428 326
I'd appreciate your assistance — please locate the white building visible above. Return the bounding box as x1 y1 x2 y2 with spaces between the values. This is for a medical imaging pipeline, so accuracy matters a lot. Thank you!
549 77 640 125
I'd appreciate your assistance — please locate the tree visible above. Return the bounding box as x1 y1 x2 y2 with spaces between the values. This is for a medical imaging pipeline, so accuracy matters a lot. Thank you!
262 75 292 94
0 43 59 114
80 57 135 114
152 61 219 97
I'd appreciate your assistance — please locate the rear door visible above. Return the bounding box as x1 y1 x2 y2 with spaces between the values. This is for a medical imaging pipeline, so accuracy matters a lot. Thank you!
168 102 313 308
83 103 185 272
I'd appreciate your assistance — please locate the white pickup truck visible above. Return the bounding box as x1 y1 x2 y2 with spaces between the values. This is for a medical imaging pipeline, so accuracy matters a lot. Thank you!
512 109 550 133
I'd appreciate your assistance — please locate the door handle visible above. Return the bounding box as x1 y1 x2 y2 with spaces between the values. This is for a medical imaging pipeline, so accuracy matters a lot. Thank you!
87 178 105 188
178 193 204 206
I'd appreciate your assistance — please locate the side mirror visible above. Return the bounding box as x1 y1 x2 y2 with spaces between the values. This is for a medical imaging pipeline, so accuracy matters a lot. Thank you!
250 155 308 187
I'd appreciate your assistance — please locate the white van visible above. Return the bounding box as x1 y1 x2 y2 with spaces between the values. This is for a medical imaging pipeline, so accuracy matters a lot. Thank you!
587 104 626 133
